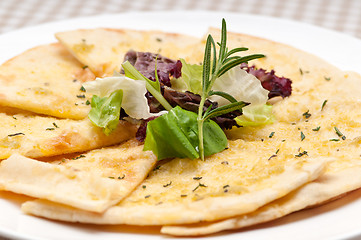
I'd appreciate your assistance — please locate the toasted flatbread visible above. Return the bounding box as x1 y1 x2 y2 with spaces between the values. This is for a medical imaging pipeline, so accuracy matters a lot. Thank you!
161 161 361 236
21 139 326 225
0 106 137 160
0 43 94 119
0 140 156 212
159 30 361 235
55 28 204 77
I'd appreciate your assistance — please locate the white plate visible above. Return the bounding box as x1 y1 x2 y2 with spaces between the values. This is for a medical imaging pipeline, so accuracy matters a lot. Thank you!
0 10 361 240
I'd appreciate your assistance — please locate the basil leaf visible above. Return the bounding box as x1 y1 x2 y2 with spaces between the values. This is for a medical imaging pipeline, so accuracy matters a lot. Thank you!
88 89 123 135
144 106 227 160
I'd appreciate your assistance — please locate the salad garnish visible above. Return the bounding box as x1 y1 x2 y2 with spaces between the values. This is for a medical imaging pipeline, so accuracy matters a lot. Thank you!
83 19 293 160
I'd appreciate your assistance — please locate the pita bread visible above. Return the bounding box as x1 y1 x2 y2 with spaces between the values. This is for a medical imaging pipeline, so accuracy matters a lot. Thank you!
0 106 137 159
161 162 361 236
0 43 94 119
0 140 156 212
159 31 361 235
55 28 203 77
21 139 326 225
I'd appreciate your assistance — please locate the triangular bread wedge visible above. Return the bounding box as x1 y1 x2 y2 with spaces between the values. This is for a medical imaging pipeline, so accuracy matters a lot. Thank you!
159 31 361 236
55 28 204 77
0 140 156 212
161 160 361 236
21 139 326 225
0 106 137 160
0 43 94 119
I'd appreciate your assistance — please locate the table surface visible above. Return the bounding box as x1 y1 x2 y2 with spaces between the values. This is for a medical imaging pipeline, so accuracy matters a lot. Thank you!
0 0 360 39
0 0 360 239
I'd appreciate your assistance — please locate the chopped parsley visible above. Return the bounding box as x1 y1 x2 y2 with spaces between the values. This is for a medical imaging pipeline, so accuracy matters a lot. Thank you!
321 100 328 111
52 122 59 128
300 131 305 141
76 94 86 98
46 128 55 131
324 76 331 81
192 183 207 192
80 86 86 92
268 154 277 161
269 132 275 138
303 110 311 119
7 132 25 137
299 68 309 75
295 150 308 157
193 177 202 180
312 126 321 131
163 181 172 187
72 154 86 160
334 127 346 140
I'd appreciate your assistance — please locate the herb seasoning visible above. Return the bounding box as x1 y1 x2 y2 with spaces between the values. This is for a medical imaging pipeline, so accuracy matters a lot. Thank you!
303 110 311 119
312 126 321 131
8 132 25 137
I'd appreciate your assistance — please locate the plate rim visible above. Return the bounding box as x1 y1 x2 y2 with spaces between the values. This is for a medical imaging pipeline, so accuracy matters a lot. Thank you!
0 10 361 240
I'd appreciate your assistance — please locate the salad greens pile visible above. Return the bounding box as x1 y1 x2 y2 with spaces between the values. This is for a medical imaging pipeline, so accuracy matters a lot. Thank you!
83 19 272 161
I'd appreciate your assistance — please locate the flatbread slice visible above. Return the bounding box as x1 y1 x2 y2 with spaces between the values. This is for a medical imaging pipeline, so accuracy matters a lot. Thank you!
0 43 94 119
0 140 156 212
161 160 361 236
55 28 204 77
21 139 326 225
0 106 137 160
159 30 361 236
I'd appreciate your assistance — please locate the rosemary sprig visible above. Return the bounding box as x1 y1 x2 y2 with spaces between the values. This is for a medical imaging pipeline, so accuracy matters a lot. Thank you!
197 19 265 160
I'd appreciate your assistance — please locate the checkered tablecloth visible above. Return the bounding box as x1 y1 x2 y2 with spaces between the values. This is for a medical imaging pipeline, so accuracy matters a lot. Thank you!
0 0 360 39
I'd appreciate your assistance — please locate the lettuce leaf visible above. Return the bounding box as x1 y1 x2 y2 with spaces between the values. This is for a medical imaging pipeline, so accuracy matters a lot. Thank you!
235 104 274 127
172 60 269 107
83 76 161 119
88 90 123 135
210 67 269 106
144 106 227 160
171 59 203 94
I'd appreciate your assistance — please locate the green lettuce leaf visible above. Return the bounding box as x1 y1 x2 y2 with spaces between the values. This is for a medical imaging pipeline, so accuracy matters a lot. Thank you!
143 106 227 160
88 89 123 135
83 75 163 119
171 59 203 94
235 104 274 127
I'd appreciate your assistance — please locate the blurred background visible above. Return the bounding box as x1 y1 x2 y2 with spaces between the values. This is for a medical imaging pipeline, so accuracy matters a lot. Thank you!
0 0 360 39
